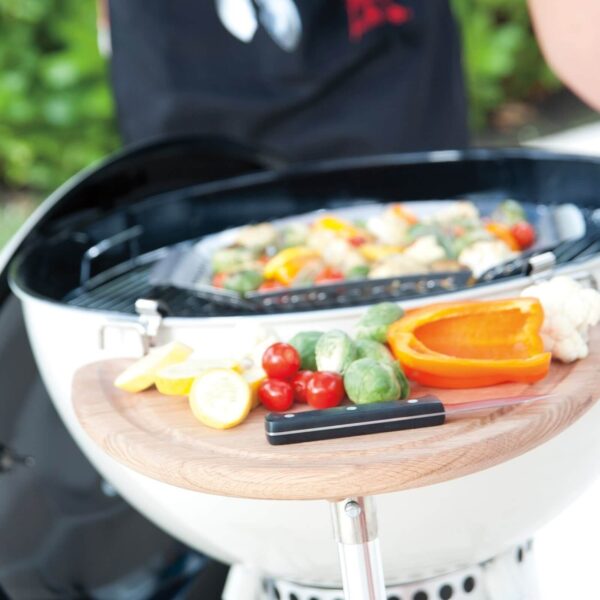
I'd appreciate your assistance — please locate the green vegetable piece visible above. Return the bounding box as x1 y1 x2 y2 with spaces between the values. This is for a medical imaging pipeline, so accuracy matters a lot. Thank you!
289 331 323 371
344 358 401 405
212 247 257 274
493 199 526 226
279 223 309 248
223 270 263 293
346 265 370 279
355 339 410 399
315 330 357 374
356 302 404 343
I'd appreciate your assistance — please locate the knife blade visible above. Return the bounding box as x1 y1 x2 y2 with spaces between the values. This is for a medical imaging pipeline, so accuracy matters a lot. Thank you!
264 393 553 445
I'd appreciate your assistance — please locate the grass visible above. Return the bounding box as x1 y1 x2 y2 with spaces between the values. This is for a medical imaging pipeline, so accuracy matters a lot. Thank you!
0 192 39 249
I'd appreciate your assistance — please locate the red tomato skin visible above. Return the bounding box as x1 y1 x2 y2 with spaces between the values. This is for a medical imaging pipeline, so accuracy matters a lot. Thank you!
258 379 294 412
306 372 345 409
314 268 345 285
211 273 228 288
291 370 313 403
510 222 536 250
262 343 301 380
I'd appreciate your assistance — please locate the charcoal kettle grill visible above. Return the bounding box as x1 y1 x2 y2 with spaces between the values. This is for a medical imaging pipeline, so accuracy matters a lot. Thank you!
6 139 600 599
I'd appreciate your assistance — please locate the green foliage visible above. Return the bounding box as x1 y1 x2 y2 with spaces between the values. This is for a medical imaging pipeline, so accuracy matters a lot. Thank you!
0 0 118 192
452 0 562 129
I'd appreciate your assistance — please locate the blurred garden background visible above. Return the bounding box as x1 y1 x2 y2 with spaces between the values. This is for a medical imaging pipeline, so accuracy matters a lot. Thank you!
0 0 597 246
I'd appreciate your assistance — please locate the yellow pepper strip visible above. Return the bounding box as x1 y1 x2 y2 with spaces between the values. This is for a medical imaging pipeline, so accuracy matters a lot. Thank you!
263 247 322 285
360 244 405 261
312 215 369 240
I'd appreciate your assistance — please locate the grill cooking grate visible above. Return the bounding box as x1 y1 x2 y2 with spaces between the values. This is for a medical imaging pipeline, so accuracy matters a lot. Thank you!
66 263 246 317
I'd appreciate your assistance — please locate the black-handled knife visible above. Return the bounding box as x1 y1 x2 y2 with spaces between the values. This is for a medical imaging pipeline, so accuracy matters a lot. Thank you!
265 393 551 445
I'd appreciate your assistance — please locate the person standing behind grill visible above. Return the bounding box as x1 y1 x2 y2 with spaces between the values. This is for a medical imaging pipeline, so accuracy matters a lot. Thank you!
101 1 600 160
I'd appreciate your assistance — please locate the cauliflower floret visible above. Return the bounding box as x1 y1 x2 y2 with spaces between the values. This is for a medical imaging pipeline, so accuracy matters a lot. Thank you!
318 237 367 272
521 276 600 363
366 206 413 245
427 201 479 225
368 254 427 279
403 235 446 266
235 223 278 250
458 240 518 278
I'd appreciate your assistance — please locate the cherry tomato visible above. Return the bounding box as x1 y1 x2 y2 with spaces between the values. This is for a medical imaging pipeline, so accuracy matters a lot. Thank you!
306 371 345 409
211 273 228 288
291 370 313 403
262 343 301 380
314 267 345 285
258 379 294 412
510 221 536 250
349 235 368 247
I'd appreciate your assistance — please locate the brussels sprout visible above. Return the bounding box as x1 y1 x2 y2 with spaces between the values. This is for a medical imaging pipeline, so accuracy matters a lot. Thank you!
315 330 357 374
346 265 370 280
344 358 401 405
289 331 323 371
279 223 309 248
223 270 263 293
355 302 404 343
355 339 410 399
212 247 257 274
492 199 526 226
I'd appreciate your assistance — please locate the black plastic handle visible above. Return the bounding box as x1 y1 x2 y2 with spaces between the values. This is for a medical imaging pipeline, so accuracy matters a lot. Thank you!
265 396 446 445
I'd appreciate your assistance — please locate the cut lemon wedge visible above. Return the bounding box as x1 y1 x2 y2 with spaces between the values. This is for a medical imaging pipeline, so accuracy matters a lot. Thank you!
114 341 193 393
189 369 252 429
155 358 241 396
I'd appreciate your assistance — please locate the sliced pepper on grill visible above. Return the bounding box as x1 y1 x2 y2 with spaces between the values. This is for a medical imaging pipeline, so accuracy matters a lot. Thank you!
312 215 370 240
387 298 551 388
263 247 322 285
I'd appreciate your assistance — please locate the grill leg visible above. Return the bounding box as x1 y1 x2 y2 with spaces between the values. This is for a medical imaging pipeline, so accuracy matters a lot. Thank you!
330 496 386 600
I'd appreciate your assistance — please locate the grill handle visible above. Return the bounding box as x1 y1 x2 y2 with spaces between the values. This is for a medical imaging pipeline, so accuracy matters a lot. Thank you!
80 225 143 288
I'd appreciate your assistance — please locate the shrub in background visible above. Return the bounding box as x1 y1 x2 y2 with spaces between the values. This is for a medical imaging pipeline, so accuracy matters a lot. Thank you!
0 0 562 194
0 0 118 193
452 0 562 129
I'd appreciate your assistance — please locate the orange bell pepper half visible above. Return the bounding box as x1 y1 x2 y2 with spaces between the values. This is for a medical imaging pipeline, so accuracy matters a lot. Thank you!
387 298 551 388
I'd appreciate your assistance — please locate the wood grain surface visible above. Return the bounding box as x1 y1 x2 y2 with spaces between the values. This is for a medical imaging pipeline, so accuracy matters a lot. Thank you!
72 329 600 501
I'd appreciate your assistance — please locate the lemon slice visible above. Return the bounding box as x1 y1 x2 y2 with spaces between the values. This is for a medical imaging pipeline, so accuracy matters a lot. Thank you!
155 358 241 396
189 369 252 429
114 341 193 393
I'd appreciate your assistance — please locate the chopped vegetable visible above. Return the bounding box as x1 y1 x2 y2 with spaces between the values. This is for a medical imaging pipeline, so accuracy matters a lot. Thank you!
368 254 427 279
189 369 252 429
492 199 526 226
263 247 322 285
521 276 600 363
315 330 357 374
458 240 518 278
262 343 301 380
306 371 345 409
313 214 369 240
279 223 310 248
485 222 520 251
235 223 278 251
223 269 264 293
403 235 446 265
258 379 294 412
155 358 240 396
212 247 258 274
291 370 313 403
354 338 410 399
289 331 323 371
114 341 193 393
356 302 404 343
510 221 536 250
343 358 401 404
315 267 344 284
346 264 371 279
387 298 551 388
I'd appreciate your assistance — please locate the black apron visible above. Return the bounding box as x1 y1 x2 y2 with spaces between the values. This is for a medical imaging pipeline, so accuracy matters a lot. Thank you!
108 0 468 159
